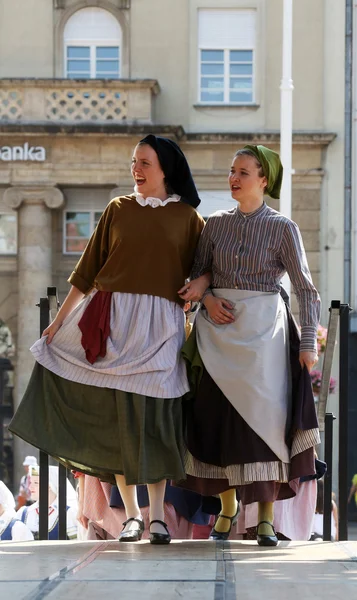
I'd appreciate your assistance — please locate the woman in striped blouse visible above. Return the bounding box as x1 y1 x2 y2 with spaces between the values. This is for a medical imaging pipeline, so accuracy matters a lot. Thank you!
179 145 320 546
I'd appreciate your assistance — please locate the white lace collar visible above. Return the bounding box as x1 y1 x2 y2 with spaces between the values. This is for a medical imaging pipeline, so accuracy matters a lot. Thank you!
133 188 181 208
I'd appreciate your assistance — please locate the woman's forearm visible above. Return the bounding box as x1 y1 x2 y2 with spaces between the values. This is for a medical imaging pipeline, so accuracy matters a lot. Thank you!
197 272 212 286
78 473 85 504
54 286 85 324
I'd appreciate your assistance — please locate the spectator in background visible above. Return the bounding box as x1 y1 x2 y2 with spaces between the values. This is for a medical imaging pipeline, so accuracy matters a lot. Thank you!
16 465 78 540
16 455 38 510
0 481 33 542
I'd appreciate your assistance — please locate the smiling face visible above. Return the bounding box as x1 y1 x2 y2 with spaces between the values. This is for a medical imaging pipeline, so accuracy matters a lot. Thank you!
131 143 167 199
228 154 267 203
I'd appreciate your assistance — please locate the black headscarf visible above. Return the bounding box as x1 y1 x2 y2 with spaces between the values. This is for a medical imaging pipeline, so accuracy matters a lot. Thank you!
138 134 201 208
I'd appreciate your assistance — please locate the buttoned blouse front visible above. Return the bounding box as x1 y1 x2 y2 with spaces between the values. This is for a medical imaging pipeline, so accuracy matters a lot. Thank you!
191 202 320 352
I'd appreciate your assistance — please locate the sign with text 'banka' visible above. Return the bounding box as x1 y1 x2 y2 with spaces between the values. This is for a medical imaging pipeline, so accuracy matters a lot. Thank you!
0 143 46 162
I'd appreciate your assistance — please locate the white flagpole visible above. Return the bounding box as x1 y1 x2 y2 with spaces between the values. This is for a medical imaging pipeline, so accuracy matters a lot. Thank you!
280 0 294 296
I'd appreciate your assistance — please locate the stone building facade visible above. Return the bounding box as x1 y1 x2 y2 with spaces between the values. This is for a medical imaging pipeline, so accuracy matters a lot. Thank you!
0 0 347 486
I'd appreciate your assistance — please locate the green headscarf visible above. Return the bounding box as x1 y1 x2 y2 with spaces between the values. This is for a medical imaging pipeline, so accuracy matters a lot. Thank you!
241 144 283 199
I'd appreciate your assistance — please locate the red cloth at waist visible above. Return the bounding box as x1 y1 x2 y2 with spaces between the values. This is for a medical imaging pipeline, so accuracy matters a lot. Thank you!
78 291 112 364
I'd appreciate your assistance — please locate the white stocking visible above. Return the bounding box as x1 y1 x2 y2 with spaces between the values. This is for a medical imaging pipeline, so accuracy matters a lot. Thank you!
115 474 141 532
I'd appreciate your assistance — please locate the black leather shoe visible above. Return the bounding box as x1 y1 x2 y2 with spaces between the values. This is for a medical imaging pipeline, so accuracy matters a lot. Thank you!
119 517 144 542
209 505 240 541
257 520 278 547
149 519 171 545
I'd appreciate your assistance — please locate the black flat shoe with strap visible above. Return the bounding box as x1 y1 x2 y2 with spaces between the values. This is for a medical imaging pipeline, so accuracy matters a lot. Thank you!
209 505 240 541
257 520 278 547
119 517 145 542
149 519 171 545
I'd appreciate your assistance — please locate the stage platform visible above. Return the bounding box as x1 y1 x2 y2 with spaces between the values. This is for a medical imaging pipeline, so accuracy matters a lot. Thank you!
1 539 357 600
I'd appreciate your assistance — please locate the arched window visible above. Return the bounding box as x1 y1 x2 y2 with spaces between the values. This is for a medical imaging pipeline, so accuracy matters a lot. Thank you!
64 7 122 79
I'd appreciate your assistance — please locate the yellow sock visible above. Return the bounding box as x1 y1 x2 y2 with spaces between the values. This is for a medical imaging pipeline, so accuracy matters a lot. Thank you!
214 489 238 533
257 502 275 536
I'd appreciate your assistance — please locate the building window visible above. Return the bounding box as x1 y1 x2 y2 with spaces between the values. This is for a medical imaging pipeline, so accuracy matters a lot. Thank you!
64 8 122 79
198 9 256 104
0 213 17 255
64 210 102 254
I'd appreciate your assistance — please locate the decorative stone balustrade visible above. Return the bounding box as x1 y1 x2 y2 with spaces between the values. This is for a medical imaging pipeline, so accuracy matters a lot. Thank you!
0 79 159 124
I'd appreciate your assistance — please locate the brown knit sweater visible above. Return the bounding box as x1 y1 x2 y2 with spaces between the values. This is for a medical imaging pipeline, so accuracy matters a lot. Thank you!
68 195 205 306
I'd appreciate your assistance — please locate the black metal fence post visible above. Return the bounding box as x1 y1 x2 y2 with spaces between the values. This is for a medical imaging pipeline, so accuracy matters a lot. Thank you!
37 289 68 541
38 451 49 541
47 287 68 540
323 412 336 541
58 465 67 540
38 297 50 541
338 303 351 541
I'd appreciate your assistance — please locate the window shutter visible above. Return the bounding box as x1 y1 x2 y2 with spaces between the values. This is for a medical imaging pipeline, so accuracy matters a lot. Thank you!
198 9 256 49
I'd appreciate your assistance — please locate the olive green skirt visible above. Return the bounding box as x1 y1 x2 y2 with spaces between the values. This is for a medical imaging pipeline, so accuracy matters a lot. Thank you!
9 364 186 485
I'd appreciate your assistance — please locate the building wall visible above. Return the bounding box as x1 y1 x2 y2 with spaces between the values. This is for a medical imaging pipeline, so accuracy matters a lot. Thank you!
131 0 190 127
0 0 54 77
0 0 328 131
265 0 325 131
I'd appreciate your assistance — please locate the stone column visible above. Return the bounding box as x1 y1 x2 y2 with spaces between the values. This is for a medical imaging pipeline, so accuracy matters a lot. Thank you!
3 186 64 479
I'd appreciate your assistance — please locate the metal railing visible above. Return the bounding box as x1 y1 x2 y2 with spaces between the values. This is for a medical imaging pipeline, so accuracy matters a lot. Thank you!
317 301 352 541
37 288 68 540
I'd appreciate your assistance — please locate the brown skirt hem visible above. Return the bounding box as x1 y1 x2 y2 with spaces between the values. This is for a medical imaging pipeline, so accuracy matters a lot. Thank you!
175 447 315 504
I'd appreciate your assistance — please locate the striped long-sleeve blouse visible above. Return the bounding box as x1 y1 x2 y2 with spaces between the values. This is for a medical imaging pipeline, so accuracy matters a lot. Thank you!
191 202 321 353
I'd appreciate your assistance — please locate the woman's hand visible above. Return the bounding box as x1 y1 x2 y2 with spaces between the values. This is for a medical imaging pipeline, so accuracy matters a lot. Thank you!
75 472 88 529
42 318 63 345
178 273 212 302
40 285 85 345
299 351 318 373
203 295 235 325
76 502 89 529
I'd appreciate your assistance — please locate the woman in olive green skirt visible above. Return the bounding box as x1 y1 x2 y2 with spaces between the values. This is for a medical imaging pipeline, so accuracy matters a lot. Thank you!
10 134 209 544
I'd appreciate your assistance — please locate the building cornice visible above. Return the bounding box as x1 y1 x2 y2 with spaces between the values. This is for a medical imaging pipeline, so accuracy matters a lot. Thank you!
0 123 184 137
0 124 336 146
185 131 337 146
0 78 160 93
